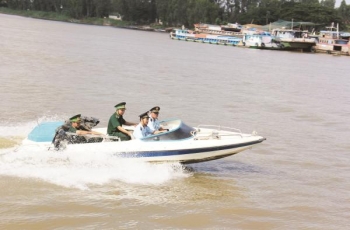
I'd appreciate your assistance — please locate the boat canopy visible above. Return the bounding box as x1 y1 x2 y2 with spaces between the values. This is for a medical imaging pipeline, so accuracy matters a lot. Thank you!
28 121 63 142
261 19 316 31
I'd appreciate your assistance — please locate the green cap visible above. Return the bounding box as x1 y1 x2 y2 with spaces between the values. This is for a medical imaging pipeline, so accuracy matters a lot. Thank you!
70 114 81 123
115 102 126 110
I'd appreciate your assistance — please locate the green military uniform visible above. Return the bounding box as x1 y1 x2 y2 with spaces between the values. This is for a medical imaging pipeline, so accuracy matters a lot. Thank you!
107 102 131 141
68 126 77 133
68 123 89 132
67 114 87 144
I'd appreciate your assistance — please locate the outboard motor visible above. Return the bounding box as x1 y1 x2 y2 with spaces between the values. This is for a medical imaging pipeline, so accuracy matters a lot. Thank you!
52 116 101 150
79 116 100 131
79 116 103 143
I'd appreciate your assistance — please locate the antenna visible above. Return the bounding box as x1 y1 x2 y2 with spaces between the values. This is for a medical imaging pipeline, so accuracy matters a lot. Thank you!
337 23 339 39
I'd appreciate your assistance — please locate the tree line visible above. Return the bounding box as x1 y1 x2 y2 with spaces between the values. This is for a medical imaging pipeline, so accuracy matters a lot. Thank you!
2 0 350 30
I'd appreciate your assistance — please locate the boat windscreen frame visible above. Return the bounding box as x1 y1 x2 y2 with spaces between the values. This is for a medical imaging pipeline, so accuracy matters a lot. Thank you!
140 119 195 142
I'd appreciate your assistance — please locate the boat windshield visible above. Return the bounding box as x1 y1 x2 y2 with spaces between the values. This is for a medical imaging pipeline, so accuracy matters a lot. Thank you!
141 119 195 142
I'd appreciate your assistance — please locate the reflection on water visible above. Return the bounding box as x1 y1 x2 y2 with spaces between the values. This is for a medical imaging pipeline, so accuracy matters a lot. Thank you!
195 160 267 175
112 173 241 205
0 137 19 149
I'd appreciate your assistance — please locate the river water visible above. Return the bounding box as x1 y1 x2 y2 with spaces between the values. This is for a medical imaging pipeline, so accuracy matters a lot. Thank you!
0 13 349 229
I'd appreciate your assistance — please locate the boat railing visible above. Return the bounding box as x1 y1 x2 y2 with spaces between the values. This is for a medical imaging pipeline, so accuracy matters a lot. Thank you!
197 125 242 132
191 125 243 140
198 28 242 36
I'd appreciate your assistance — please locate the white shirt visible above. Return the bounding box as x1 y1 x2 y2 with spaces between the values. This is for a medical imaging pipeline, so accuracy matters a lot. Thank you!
147 117 160 132
133 123 153 139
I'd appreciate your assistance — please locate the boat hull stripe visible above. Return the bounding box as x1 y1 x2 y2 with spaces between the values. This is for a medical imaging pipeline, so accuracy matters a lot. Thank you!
117 138 265 158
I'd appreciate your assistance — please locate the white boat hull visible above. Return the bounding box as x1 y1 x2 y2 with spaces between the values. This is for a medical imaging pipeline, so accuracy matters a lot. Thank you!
22 119 266 164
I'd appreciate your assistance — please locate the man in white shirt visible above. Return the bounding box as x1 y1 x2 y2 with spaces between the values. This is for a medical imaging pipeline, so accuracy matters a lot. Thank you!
133 112 153 139
147 106 168 133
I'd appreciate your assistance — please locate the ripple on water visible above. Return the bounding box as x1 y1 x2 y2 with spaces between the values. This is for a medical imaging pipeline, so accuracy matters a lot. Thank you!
293 113 325 123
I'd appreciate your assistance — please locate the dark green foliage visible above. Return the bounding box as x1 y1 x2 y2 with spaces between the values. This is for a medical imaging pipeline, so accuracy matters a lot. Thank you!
4 0 111 18
338 0 350 25
2 0 350 29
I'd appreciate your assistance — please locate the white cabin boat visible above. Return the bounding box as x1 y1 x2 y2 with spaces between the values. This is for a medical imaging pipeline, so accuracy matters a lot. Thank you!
313 29 350 55
242 32 281 49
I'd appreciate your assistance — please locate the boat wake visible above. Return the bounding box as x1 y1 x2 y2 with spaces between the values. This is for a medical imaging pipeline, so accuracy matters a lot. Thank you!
0 118 192 190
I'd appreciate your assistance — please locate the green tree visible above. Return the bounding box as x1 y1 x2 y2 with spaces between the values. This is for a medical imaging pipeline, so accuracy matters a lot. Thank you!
337 0 349 25
3 0 350 29
320 0 335 8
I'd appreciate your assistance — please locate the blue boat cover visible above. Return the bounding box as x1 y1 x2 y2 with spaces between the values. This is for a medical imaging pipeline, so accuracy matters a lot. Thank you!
28 121 64 142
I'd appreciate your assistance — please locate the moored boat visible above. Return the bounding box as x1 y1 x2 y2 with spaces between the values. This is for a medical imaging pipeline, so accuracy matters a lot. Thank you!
22 118 266 164
221 23 242 32
170 29 242 46
241 32 281 50
312 28 350 55
271 28 316 52
194 23 243 38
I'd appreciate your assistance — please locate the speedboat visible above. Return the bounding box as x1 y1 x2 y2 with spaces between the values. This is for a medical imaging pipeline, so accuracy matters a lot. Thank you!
22 119 266 164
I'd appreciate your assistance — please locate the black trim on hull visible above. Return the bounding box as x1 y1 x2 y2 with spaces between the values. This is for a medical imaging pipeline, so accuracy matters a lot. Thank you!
180 152 240 164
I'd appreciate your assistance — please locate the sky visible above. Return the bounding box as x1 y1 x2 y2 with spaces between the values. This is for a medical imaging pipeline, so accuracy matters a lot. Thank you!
335 0 350 7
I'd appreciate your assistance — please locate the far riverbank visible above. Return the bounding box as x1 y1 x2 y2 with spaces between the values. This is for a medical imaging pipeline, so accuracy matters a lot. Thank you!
0 7 172 33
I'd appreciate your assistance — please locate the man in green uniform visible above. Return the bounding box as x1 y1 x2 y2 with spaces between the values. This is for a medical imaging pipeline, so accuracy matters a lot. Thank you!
107 102 137 141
